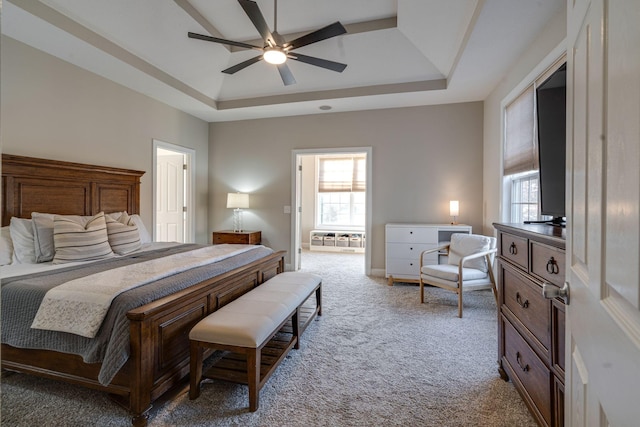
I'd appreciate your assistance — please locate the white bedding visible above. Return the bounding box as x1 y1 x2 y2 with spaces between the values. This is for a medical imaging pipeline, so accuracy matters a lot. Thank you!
0 242 181 280
30 244 260 338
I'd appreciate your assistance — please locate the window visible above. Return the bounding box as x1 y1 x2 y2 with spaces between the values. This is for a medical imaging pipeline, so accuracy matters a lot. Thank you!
317 155 365 228
510 171 540 223
503 57 565 222
504 86 544 222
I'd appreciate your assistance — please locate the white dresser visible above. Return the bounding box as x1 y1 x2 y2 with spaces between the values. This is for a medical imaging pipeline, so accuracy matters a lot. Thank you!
385 223 472 285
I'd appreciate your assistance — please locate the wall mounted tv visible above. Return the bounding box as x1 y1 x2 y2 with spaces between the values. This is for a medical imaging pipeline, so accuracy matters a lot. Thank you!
535 62 567 227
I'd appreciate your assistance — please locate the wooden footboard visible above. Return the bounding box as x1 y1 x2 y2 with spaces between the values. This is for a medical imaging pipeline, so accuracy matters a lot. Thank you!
1 250 285 427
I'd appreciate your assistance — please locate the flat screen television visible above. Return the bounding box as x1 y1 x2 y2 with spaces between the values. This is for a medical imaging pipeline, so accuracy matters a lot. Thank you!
533 62 567 227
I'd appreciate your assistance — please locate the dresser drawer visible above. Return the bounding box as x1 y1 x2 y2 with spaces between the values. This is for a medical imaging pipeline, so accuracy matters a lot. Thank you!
531 241 566 287
386 226 437 243
502 263 550 354
386 258 421 277
386 243 434 260
503 317 552 426
500 232 529 270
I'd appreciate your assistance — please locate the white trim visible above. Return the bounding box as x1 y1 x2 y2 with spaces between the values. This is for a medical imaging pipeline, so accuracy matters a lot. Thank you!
291 147 372 275
152 139 196 243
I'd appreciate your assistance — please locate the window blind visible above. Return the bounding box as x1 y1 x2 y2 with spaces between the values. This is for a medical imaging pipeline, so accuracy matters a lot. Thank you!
318 156 366 192
504 86 537 176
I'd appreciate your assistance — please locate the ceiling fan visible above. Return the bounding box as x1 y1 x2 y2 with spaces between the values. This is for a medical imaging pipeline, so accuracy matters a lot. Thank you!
188 0 347 86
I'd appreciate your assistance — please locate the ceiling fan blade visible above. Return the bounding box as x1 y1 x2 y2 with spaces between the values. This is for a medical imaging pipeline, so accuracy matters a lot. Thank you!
238 0 275 46
290 53 347 73
222 55 263 74
285 22 347 51
188 32 262 51
277 63 296 86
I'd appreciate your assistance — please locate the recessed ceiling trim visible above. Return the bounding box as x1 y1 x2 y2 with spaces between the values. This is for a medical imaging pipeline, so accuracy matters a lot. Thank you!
174 0 230 52
447 0 486 85
217 78 447 110
9 0 218 110
230 16 398 52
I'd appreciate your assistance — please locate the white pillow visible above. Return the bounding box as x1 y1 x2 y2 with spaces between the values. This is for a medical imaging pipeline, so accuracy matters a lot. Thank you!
106 212 142 255
9 217 36 264
130 214 151 244
0 226 14 266
52 212 114 264
31 212 56 263
447 234 491 272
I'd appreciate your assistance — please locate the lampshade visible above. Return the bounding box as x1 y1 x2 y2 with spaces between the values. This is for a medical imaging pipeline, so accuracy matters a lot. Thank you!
449 200 459 217
227 193 249 209
263 49 287 65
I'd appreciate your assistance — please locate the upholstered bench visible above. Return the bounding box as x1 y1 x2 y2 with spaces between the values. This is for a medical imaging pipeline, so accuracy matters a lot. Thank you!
189 272 322 411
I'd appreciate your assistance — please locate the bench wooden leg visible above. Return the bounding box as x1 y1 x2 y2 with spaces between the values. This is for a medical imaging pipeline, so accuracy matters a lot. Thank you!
247 348 260 411
316 285 322 316
293 309 300 350
189 341 203 400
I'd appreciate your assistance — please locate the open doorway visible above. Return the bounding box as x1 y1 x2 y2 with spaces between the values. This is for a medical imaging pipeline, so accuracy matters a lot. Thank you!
291 147 372 274
152 139 195 243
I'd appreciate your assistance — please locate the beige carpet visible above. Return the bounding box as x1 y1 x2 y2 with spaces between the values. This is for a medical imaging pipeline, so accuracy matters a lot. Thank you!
1 250 536 426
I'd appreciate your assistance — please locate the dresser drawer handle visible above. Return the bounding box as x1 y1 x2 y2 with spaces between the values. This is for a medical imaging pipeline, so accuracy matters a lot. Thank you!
546 257 559 274
515 292 529 308
516 352 530 372
509 242 517 255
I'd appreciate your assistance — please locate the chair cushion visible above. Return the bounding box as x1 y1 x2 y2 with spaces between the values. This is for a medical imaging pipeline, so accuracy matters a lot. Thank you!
447 234 491 272
422 264 488 282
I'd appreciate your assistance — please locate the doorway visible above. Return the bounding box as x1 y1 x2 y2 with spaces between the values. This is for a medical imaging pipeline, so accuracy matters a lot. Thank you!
291 147 372 274
152 139 195 243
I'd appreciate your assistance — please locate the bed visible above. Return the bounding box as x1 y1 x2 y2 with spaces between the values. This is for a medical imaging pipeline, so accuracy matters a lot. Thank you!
1 154 286 426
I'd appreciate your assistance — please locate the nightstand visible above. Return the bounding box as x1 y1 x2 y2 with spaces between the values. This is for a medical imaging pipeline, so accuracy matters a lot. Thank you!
212 230 261 245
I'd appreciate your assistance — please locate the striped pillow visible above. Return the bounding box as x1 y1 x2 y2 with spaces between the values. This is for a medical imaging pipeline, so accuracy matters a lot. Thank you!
52 212 114 264
106 212 142 255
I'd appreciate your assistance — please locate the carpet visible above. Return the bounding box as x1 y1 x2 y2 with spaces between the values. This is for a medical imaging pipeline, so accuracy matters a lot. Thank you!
1 250 536 426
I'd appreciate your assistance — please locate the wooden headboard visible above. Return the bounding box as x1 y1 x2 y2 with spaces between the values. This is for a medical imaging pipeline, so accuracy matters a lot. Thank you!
2 154 145 226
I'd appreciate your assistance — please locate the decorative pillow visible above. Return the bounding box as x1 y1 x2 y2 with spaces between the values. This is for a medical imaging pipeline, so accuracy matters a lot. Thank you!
0 226 14 266
447 234 491 272
52 212 114 264
31 212 56 263
106 212 142 255
9 217 36 264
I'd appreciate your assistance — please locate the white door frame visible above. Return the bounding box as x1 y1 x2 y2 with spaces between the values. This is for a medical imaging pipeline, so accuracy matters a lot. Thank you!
290 147 372 275
152 139 196 243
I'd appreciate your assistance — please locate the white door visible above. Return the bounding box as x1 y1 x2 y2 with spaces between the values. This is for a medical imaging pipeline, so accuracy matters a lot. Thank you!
156 150 185 242
565 0 640 425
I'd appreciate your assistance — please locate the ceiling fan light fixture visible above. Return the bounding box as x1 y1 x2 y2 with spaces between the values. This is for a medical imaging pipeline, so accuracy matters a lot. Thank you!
263 48 287 65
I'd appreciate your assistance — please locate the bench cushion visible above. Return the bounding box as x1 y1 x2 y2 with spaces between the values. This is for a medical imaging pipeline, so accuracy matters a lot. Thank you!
189 272 321 348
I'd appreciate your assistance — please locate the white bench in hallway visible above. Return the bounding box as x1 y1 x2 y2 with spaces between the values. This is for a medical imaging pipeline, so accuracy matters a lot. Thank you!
189 271 322 411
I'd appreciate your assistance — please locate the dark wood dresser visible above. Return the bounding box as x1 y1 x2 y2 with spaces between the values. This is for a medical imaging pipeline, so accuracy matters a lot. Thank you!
493 223 566 427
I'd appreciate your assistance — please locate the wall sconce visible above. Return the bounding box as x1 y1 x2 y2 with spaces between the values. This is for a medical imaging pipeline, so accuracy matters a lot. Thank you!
227 192 249 232
449 200 459 225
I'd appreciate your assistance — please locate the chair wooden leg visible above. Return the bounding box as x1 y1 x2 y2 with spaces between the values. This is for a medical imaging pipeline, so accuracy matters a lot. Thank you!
458 290 463 318
420 280 424 303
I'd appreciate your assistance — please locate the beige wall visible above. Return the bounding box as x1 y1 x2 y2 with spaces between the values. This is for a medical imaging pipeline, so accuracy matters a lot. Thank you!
482 7 566 235
1 37 211 243
209 102 484 272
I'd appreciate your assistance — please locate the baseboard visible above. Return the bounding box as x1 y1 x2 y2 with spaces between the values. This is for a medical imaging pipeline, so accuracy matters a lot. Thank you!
370 268 386 278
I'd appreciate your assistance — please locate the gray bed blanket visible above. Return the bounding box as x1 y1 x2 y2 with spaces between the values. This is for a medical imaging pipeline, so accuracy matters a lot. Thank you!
1 244 274 385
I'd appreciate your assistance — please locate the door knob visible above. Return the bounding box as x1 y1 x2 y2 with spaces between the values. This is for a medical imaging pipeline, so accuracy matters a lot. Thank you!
542 281 570 305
